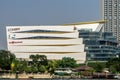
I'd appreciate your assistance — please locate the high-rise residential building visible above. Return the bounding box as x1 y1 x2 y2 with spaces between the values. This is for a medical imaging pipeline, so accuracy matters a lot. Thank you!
101 0 120 43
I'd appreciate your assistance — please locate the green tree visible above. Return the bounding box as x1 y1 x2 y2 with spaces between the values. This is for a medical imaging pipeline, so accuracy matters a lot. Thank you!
106 58 120 73
88 62 106 72
94 62 104 72
31 65 38 73
39 65 47 73
59 57 78 68
47 60 57 74
39 55 48 66
12 59 28 73
29 54 48 66
25 66 32 73
29 54 48 73
29 55 38 65
0 50 15 70
109 65 117 74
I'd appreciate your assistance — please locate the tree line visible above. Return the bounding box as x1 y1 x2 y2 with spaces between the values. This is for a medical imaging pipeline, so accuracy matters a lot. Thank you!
0 50 120 74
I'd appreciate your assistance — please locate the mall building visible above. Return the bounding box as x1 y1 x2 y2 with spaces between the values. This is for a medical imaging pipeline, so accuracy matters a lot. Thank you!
6 25 86 63
6 21 111 63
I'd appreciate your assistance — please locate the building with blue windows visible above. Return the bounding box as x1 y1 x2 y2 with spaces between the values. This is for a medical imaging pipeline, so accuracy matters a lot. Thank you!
64 20 118 61
79 30 118 61
6 20 118 62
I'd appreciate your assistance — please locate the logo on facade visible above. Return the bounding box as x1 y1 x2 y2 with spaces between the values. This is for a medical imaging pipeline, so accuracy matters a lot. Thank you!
9 41 23 44
8 34 16 39
8 28 20 31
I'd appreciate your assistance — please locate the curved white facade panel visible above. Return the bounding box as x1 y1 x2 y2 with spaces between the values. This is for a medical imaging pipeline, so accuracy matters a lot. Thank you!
8 32 79 39
6 26 86 63
8 39 83 46
7 26 75 33
75 23 100 31
8 45 84 53
14 52 86 63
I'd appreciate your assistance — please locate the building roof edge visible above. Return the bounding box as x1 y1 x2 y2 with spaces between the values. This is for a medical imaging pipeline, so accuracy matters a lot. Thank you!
62 20 106 26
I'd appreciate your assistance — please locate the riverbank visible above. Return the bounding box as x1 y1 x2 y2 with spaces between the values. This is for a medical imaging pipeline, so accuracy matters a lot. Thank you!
1 73 120 79
0 73 51 79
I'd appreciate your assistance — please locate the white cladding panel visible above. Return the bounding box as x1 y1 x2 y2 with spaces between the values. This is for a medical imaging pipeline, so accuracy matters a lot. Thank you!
8 39 83 46
14 52 86 63
8 45 84 53
75 23 99 31
7 26 75 32
8 32 79 39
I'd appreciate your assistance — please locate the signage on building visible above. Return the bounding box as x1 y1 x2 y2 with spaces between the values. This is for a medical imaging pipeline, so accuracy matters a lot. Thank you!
9 41 23 44
8 28 20 31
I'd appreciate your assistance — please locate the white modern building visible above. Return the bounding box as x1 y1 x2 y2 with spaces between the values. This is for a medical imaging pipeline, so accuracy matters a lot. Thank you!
6 25 86 63
6 21 105 63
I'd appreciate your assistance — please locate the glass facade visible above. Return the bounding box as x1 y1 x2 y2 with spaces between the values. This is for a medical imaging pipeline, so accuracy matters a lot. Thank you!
79 30 118 61
15 36 71 39
15 30 66 33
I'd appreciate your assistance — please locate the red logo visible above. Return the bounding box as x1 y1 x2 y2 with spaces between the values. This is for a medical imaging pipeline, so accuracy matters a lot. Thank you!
9 41 22 44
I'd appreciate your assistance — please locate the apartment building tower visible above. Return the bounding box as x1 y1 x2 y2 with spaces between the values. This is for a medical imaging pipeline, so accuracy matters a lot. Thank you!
101 0 120 43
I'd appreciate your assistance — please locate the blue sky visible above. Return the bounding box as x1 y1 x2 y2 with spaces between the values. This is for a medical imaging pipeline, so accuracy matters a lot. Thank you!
0 0 100 49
